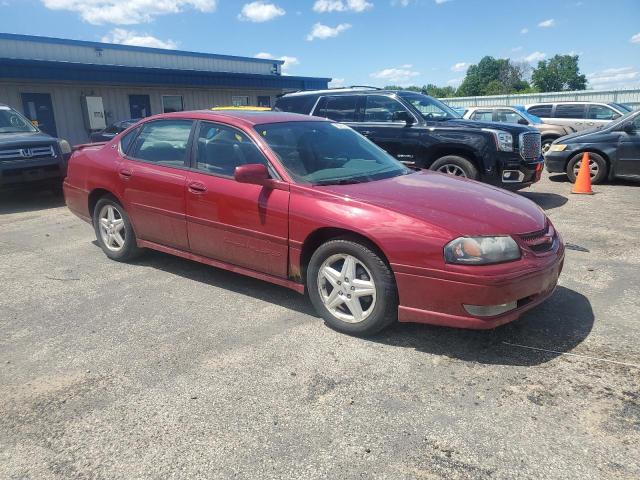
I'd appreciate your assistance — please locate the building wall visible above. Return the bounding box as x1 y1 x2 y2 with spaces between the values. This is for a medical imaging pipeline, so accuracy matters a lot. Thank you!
441 88 640 109
0 81 282 145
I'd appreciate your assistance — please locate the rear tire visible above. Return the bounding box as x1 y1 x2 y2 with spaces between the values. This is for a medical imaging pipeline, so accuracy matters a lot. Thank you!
430 155 479 180
93 196 143 262
566 152 607 184
307 239 397 336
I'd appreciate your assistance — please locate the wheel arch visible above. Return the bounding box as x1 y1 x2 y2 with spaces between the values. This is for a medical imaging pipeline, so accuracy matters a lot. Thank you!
422 145 480 170
299 227 393 283
88 188 123 220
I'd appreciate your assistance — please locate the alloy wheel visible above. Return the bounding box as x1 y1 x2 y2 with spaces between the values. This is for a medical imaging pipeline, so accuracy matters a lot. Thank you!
98 204 126 252
317 254 376 323
573 158 599 179
436 164 467 177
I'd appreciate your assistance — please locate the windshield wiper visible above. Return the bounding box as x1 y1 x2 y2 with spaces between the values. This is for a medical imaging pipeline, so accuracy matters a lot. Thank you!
313 178 366 186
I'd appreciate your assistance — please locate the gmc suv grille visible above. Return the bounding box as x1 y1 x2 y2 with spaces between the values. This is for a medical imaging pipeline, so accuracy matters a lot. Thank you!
0 145 56 162
519 132 541 161
519 222 556 253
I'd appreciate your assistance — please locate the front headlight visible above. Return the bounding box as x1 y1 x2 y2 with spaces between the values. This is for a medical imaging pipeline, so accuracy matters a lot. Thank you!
58 139 72 155
482 128 513 152
444 236 521 265
548 144 568 152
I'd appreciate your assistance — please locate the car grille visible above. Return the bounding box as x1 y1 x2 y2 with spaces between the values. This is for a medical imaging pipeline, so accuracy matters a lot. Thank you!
0 145 56 162
519 222 556 253
519 132 541 161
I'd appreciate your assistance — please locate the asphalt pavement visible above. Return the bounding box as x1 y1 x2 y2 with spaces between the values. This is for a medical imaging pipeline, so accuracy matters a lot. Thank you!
1 173 638 479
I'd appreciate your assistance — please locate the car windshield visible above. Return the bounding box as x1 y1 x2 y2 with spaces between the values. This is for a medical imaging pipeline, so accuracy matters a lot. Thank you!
605 109 639 129
611 103 633 113
514 106 543 124
398 93 461 120
255 121 411 185
0 106 38 134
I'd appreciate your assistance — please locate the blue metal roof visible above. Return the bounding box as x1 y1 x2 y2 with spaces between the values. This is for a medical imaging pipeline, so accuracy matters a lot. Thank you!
0 58 331 90
0 32 284 66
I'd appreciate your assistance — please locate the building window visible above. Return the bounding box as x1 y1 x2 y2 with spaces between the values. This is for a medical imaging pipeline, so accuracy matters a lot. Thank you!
162 95 184 113
232 96 250 107
257 96 271 108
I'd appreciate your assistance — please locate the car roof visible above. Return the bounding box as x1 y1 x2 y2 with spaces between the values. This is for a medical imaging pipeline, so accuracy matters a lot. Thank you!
141 110 325 127
281 88 413 98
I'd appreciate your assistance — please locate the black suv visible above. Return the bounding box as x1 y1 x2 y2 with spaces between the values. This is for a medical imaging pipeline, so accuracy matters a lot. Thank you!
275 88 543 188
0 103 71 188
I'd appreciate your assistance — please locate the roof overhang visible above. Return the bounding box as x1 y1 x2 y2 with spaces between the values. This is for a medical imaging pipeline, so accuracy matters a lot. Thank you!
0 58 331 91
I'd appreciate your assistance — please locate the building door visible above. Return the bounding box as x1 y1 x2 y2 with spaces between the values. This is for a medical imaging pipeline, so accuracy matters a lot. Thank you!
129 95 151 119
21 93 58 137
257 96 271 108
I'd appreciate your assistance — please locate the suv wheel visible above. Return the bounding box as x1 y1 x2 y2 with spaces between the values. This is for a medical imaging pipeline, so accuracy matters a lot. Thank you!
93 196 142 262
541 138 555 156
307 239 397 336
430 155 479 180
566 152 607 184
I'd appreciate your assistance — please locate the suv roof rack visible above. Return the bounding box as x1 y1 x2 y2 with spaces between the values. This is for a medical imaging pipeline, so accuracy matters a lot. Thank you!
280 86 385 97
348 85 382 90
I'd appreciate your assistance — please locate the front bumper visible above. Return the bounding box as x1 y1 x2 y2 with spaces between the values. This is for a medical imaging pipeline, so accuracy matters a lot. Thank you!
393 246 565 329
0 157 67 187
483 152 544 189
544 150 572 173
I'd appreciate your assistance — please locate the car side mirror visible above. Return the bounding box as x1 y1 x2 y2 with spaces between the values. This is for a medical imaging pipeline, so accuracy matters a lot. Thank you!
518 118 529 125
622 122 636 134
234 163 270 185
392 111 415 125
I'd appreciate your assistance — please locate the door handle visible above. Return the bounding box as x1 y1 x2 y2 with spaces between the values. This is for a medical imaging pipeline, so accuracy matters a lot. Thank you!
360 130 373 136
188 181 207 194
119 168 132 179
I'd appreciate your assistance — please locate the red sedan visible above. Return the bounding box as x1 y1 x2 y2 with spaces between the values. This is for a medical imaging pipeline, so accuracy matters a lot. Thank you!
64 111 564 336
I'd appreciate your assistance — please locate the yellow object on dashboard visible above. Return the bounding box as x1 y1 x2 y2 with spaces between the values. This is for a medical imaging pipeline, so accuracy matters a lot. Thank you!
210 106 271 111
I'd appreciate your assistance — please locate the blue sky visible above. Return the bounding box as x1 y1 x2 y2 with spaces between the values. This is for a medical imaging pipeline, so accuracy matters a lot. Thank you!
1 0 639 90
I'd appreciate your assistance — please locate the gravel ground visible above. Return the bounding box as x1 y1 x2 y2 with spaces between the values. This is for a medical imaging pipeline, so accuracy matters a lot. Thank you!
1 173 639 480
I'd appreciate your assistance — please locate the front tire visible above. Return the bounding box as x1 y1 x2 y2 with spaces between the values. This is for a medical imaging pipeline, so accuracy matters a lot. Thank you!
429 155 479 180
93 196 142 262
541 138 555 156
307 239 397 336
566 152 607 184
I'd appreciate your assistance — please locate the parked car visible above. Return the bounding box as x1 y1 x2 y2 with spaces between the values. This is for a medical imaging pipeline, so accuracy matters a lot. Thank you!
275 88 543 189
64 110 564 336
463 105 575 154
545 109 640 184
524 102 633 133
0 103 71 188
90 119 141 142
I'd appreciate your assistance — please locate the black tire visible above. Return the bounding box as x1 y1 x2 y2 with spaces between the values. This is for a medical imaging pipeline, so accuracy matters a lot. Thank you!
541 138 556 156
92 196 143 262
307 239 398 336
566 152 607 184
429 155 479 180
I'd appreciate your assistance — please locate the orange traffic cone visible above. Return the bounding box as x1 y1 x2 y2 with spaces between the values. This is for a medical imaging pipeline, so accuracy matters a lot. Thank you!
571 152 594 195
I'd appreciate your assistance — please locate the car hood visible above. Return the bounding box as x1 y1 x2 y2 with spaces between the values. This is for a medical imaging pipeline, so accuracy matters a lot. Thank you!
317 171 546 236
0 131 57 148
441 118 534 134
556 127 617 143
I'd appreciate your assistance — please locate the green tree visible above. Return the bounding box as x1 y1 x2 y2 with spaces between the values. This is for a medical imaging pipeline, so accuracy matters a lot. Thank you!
531 55 587 92
457 56 532 96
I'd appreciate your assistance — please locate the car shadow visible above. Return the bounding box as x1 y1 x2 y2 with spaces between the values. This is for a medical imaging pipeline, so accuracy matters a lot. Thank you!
127 248 317 317
116 244 592 367
0 184 65 214
366 286 594 367
519 191 568 210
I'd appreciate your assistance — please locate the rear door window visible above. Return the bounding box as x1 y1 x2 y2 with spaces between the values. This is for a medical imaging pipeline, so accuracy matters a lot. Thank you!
275 95 318 114
317 96 358 122
496 109 524 124
527 104 552 117
129 120 193 167
119 127 140 154
554 104 586 119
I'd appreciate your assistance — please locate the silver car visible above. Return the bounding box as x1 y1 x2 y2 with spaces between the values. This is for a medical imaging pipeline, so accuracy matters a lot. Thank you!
524 102 633 132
